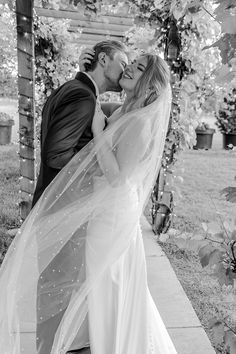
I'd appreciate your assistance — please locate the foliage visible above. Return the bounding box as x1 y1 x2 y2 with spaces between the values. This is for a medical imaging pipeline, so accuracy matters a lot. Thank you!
34 15 83 137
216 113 236 134
221 154 236 204
126 1 221 146
161 218 236 287
221 186 236 203
121 0 222 236
215 88 236 134
0 145 21 265
0 3 17 98
209 317 236 354
36 0 99 14
195 122 211 131
203 0 236 84
93 0 236 85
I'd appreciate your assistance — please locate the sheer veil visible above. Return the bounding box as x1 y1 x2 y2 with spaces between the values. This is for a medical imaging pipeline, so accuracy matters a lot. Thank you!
0 85 172 353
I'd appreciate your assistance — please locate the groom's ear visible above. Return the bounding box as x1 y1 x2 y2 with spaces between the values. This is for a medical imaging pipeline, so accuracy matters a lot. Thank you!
98 52 108 67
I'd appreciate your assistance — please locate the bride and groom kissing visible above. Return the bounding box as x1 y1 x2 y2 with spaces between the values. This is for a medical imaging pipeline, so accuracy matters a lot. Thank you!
0 40 177 353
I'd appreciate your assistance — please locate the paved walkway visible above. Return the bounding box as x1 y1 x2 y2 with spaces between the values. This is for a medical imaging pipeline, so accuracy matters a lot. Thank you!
141 216 216 354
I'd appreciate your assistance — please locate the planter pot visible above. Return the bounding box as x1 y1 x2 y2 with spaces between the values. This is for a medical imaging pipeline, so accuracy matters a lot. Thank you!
0 120 15 145
222 133 236 149
193 128 215 150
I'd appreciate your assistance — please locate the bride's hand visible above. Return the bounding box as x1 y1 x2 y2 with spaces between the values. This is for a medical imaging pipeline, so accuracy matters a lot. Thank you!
79 48 95 72
92 103 107 136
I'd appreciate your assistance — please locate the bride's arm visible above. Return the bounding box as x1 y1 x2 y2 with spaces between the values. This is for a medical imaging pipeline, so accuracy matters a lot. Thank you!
92 111 120 183
116 121 149 179
92 113 149 185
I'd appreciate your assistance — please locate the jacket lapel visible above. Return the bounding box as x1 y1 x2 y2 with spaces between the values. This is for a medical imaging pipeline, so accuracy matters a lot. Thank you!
75 72 97 97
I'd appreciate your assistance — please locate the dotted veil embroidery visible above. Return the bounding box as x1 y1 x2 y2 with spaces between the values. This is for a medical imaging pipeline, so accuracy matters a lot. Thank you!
0 85 172 353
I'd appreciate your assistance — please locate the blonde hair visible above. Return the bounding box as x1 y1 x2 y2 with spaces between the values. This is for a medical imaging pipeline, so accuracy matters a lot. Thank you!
123 54 170 112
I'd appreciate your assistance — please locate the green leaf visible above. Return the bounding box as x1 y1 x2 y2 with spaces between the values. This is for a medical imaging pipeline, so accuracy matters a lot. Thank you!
214 64 235 84
223 220 235 232
221 15 236 34
203 34 236 65
159 233 169 242
213 262 234 286
224 292 236 303
226 268 236 283
221 187 236 203
191 233 206 241
224 330 236 353
209 319 224 345
231 231 236 241
198 244 216 267
186 239 208 252
174 237 188 249
208 231 225 243
202 222 208 232
207 221 222 235
208 249 223 266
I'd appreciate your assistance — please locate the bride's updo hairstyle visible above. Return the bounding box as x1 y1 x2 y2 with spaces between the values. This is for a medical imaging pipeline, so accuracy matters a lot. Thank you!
126 54 170 112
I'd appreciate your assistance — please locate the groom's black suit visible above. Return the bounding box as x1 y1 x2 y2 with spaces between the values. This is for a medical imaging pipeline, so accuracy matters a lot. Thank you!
34 72 97 353
32 72 97 207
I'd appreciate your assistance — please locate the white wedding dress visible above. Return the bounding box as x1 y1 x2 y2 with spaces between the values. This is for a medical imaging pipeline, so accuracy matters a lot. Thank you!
0 85 177 353
84 176 177 354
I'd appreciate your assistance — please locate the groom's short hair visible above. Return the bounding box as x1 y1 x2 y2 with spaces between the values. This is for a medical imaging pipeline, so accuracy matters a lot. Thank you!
84 40 127 72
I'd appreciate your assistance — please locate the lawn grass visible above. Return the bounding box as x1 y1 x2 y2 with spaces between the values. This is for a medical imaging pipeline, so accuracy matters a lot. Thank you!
145 137 236 353
0 144 20 227
0 144 21 261
145 144 236 234
172 147 236 233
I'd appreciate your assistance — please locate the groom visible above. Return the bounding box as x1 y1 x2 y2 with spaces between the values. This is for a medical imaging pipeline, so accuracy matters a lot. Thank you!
34 40 128 354
32 40 128 207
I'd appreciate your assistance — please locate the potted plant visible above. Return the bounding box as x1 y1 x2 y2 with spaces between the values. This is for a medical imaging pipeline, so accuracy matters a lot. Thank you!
0 112 15 145
193 122 215 150
215 89 236 149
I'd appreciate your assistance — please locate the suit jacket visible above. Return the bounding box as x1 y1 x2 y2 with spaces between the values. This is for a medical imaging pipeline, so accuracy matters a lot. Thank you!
32 72 97 207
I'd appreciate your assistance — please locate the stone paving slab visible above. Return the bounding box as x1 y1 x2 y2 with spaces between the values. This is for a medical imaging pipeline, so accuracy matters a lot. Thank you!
168 327 217 354
141 216 216 354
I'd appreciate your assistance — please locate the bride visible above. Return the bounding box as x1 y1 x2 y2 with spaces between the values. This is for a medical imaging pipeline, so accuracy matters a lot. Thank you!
0 53 177 354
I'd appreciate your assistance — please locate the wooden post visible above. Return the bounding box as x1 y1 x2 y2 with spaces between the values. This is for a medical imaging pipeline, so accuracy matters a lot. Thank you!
16 0 36 220
152 17 181 235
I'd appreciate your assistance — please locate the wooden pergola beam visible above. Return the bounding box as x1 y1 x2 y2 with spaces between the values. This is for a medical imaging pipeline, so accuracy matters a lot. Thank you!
16 0 36 220
34 7 133 25
67 31 124 43
34 6 132 49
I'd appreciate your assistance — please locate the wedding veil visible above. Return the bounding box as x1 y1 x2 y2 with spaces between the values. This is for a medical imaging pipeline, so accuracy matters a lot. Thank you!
0 84 172 353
